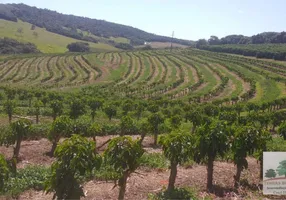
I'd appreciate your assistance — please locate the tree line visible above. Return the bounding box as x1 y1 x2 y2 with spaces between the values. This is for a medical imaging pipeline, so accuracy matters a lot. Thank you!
197 32 286 46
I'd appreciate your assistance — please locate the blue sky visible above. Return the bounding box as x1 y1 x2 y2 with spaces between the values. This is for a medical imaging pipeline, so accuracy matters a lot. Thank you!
1 0 286 40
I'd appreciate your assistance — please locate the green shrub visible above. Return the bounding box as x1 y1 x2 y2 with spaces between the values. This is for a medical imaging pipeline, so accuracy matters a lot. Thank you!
28 123 51 140
267 136 286 151
93 163 120 181
0 154 9 191
139 153 169 169
148 187 199 200
1 166 49 197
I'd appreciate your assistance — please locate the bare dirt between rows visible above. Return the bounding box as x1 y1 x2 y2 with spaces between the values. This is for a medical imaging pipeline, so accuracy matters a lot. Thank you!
0 135 268 199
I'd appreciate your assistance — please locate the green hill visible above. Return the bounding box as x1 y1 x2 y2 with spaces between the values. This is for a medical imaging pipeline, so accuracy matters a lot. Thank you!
0 3 193 46
0 19 118 53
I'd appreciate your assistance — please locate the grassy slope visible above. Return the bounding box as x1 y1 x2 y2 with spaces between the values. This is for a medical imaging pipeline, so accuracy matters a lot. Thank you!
77 29 130 44
0 19 118 53
136 42 189 49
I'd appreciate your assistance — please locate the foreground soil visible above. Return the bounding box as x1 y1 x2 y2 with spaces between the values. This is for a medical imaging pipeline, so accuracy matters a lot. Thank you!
0 135 272 199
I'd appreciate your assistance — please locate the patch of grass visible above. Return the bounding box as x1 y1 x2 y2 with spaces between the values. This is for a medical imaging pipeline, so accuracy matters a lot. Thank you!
93 164 120 181
267 136 286 151
148 187 208 200
1 166 49 198
110 37 130 44
139 153 169 169
0 19 118 53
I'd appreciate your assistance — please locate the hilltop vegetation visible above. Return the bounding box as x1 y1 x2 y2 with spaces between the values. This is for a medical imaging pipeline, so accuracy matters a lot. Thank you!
196 33 286 60
0 3 193 46
197 32 286 46
0 37 40 54
199 43 286 60
0 19 117 53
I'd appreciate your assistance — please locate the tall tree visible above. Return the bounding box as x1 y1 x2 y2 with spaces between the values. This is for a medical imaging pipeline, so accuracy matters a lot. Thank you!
278 122 286 140
48 116 72 156
0 119 32 161
159 131 194 191
4 100 16 123
148 112 164 146
194 120 230 191
0 154 9 191
45 135 101 200
104 136 144 200
120 115 135 136
88 98 103 121
232 125 262 187
87 122 102 142
208 36 220 45
69 98 86 120
33 100 43 124
49 100 63 121
104 104 117 121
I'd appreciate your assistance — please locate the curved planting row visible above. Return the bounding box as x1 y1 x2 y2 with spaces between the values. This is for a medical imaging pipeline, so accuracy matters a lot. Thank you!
144 55 156 83
116 52 133 85
200 53 279 102
53 56 66 84
2 49 284 105
196 55 254 102
168 55 204 99
3 59 34 82
12 58 36 83
81 55 102 80
0 59 20 81
186 56 230 102
41 56 57 83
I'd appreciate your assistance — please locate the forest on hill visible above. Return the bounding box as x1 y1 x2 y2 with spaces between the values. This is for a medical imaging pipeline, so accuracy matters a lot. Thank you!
0 3 193 46
197 32 286 46
196 33 286 60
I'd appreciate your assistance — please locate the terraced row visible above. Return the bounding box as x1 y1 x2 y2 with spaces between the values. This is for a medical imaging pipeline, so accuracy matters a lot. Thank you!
0 55 106 89
1 49 285 104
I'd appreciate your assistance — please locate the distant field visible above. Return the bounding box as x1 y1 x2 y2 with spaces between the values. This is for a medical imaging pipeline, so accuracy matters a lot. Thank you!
136 42 188 49
0 19 118 53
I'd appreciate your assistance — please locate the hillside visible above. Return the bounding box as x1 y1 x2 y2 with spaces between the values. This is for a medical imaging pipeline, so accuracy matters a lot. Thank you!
0 19 118 53
0 3 193 46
